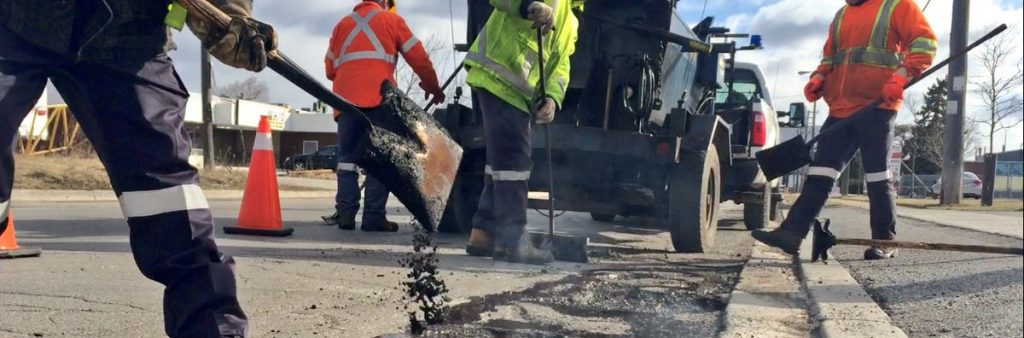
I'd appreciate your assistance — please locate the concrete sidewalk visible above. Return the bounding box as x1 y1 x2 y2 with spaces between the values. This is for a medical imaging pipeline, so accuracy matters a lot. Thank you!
833 199 1023 239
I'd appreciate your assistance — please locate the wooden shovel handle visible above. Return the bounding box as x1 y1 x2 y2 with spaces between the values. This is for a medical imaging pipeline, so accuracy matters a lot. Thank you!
176 0 232 30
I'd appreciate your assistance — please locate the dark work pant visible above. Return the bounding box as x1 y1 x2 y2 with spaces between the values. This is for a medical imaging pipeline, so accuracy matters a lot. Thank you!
780 108 898 240
1 30 246 338
334 109 389 223
471 90 534 247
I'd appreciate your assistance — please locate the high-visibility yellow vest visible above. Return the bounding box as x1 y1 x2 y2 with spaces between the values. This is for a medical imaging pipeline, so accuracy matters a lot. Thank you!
465 0 580 114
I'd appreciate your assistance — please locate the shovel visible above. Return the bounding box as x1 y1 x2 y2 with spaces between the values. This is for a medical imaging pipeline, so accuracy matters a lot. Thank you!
811 218 1023 262
179 0 462 231
757 24 1007 181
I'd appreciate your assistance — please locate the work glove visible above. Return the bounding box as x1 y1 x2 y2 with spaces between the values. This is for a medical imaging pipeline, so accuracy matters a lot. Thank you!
803 75 825 102
882 73 908 105
187 1 279 72
527 1 555 35
420 82 446 106
535 97 557 124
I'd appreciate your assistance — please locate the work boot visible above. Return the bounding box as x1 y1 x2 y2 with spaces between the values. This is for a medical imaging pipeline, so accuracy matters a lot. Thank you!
321 211 339 225
333 211 356 230
864 246 898 260
496 233 553 265
465 229 496 257
751 228 802 256
361 218 399 232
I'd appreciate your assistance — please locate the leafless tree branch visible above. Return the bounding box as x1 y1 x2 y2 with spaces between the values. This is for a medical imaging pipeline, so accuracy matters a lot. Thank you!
214 76 270 102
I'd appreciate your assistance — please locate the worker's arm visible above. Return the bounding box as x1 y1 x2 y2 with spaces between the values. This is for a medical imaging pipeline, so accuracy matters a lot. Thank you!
544 13 578 109
812 20 837 80
324 22 344 81
392 16 444 104
186 0 278 72
894 0 938 79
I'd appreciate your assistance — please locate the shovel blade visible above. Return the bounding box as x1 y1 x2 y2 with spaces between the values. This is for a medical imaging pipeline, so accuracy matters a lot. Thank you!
756 135 813 181
358 82 463 232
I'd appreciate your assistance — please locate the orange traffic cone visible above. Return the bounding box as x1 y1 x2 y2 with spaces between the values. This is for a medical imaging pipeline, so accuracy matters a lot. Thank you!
224 116 293 237
1 215 42 259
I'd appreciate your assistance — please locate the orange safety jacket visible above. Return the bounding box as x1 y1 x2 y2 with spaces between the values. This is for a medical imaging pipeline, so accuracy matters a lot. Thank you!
325 1 441 113
813 0 937 117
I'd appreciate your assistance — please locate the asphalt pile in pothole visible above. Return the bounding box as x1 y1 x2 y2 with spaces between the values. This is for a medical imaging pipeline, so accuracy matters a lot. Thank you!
422 261 741 338
399 226 451 335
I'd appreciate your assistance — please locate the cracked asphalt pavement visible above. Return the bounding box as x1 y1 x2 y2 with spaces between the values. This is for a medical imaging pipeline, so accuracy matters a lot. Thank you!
1 198 756 337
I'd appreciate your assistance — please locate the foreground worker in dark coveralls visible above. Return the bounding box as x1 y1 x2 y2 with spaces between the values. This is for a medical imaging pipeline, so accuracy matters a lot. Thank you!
753 0 937 260
462 0 579 264
0 0 277 336
321 0 445 232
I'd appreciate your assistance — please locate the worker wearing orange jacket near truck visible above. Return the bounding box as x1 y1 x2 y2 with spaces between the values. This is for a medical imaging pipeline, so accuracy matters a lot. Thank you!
753 0 937 260
322 0 445 232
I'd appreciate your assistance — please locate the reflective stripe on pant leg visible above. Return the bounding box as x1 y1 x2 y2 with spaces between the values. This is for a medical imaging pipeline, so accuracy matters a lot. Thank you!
67 57 247 337
337 162 358 172
781 116 859 237
0 199 8 224
857 108 897 240
477 90 533 246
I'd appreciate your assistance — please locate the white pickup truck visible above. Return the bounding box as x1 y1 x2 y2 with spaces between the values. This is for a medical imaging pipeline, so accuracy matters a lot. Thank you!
715 61 783 230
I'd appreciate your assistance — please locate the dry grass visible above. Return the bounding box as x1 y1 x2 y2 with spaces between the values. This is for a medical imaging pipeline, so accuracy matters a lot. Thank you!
286 169 337 180
841 194 1023 212
14 155 324 191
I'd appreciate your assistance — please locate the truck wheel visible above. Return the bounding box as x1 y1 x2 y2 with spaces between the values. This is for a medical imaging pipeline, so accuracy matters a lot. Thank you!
669 145 721 253
590 213 616 222
742 186 770 230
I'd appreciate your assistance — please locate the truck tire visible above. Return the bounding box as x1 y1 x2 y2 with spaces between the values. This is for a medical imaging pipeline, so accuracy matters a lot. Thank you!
590 213 616 222
742 186 770 230
669 145 721 253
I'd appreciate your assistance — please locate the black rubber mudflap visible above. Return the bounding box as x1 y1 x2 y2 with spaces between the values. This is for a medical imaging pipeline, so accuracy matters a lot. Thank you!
0 247 42 259
223 226 294 237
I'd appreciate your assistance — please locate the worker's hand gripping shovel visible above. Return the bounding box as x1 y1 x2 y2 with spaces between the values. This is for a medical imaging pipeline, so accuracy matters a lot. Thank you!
178 0 462 231
811 218 1023 262
528 28 589 263
756 24 1008 181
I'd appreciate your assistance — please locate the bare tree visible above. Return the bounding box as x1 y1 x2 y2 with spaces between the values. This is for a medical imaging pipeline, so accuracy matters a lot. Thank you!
394 33 460 107
214 76 270 102
971 30 1024 155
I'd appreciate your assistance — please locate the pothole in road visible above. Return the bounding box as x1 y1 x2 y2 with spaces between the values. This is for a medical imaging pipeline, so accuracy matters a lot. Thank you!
421 261 741 337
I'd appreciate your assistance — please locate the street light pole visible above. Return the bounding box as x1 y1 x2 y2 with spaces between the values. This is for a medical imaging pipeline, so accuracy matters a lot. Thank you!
201 46 215 169
940 0 969 205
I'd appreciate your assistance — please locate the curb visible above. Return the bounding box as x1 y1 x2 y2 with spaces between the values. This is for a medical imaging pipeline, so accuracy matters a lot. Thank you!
832 199 1023 239
797 233 907 338
719 241 809 338
11 189 335 203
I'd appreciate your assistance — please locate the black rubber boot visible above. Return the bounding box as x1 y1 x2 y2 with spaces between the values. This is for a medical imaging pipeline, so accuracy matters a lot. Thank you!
361 219 399 232
863 246 898 260
497 233 553 265
751 228 802 256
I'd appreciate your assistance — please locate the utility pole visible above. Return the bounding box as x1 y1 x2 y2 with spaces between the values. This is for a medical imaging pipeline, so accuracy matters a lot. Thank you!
941 0 969 205
201 46 215 169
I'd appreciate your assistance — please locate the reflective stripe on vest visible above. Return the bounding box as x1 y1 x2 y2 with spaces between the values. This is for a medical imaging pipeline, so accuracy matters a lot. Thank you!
331 9 396 68
910 36 938 56
824 0 903 69
465 27 535 96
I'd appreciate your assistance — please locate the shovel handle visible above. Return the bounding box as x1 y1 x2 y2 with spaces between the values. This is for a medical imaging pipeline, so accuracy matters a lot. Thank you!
176 0 368 121
424 61 465 112
806 24 1008 146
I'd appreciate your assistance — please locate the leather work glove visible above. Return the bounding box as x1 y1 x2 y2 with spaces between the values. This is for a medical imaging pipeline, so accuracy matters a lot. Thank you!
187 1 279 72
803 74 825 102
420 82 446 106
527 1 555 35
535 97 557 124
882 73 909 105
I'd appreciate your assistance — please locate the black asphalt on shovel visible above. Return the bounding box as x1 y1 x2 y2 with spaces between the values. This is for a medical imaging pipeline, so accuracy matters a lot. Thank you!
811 218 1023 262
757 24 1008 181
179 0 463 231
527 28 590 263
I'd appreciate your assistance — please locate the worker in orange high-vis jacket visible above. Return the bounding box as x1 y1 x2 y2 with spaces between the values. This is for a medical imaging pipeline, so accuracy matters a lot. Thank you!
321 0 444 232
753 0 936 260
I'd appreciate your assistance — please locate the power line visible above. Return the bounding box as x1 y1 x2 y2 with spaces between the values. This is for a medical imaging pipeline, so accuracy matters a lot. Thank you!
922 0 932 12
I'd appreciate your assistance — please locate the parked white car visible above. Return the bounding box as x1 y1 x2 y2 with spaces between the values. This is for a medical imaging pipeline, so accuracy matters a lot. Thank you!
931 172 983 199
